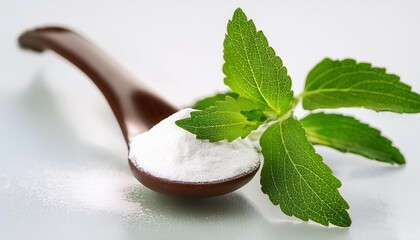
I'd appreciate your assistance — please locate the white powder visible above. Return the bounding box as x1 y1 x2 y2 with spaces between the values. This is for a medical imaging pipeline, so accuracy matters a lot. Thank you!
128 108 260 183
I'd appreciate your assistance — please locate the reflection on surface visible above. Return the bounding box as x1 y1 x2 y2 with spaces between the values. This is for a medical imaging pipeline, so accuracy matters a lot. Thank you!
125 186 349 240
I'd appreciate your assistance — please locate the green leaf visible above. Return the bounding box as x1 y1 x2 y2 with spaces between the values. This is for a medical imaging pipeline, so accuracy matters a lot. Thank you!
192 92 239 110
223 8 293 115
260 115 351 227
176 96 266 142
301 112 405 165
302 58 420 113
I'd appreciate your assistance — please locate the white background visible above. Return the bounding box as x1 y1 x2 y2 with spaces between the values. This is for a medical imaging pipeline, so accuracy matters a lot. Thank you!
1 0 420 239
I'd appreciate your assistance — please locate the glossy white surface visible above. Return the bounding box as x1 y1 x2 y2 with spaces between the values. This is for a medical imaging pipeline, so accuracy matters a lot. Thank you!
1 1 420 239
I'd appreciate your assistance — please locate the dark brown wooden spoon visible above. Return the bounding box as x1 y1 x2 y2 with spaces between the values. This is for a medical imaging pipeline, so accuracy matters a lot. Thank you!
18 26 260 197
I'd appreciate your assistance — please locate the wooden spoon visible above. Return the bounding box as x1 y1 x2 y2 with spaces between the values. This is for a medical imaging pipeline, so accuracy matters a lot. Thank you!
18 26 260 197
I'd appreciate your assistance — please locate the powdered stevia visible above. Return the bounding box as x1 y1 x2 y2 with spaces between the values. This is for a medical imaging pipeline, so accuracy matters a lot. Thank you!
129 108 260 183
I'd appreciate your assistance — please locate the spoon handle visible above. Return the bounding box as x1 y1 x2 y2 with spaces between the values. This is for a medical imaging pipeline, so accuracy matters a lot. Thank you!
19 26 178 145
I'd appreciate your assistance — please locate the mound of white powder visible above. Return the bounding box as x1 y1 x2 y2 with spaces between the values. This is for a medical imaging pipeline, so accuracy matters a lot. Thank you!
128 108 260 183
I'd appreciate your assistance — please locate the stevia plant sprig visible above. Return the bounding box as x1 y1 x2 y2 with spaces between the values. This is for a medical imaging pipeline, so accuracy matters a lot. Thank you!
176 8 420 227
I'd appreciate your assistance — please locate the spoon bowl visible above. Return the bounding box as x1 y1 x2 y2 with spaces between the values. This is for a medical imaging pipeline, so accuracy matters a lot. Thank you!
129 160 259 197
18 26 260 197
